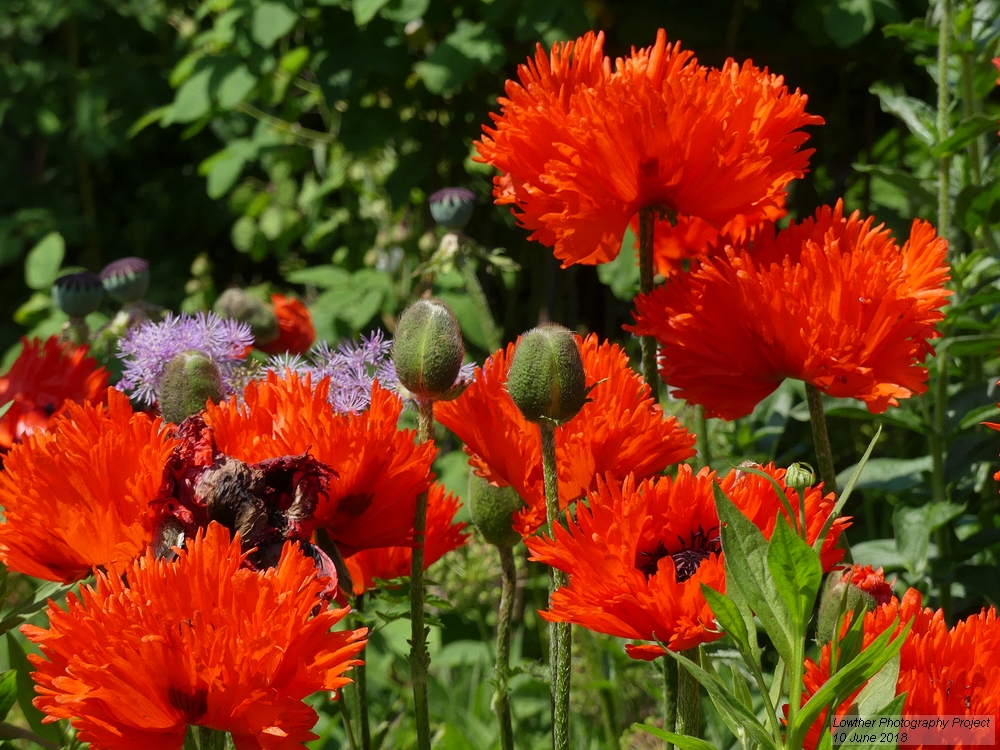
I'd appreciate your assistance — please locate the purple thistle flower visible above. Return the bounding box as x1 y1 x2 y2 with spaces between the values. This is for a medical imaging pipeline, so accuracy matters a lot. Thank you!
118 312 254 406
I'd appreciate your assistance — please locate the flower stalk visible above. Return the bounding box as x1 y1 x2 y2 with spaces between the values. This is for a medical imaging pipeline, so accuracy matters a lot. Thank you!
675 649 700 738
661 657 677 750
937 0 952 245
355 593 372 750
638 206 659 401
493 544 517 750
540 423 571 750
410 397 435 750
805 383 838 495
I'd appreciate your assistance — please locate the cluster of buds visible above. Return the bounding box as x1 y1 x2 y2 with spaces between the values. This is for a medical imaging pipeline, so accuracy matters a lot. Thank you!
52 257 152 343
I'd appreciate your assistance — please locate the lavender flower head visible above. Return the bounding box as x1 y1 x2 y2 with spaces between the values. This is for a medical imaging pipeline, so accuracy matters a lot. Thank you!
118 311 254 406
263 330 397 413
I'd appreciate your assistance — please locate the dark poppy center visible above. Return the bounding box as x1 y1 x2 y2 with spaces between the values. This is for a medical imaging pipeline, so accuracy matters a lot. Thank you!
638 526 721 583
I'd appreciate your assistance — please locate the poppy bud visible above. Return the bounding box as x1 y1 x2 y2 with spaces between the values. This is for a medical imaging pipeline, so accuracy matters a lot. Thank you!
816 564 893 644
213 288 279 346
52 272 104 318
785 462 816 492
100 257 150 304
428 187 475 230
158 350 225 424
469 473 524 548
393 298 464 400
506 324 587 425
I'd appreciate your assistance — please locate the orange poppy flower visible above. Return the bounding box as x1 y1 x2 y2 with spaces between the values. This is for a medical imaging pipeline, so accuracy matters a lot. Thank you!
801 589 1000 750
203 371 435 556
258 295 315 356
525 462 848 660
630 201 951 420
0 336 109 450
476 30 821 267
344 483 468 597
435 334 695 536
23 522 367 750
0 388 175 582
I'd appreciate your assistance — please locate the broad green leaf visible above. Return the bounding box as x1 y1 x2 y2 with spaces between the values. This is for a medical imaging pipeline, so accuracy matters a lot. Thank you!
700 585 750 653
126 105 172 138
171 67 212 123
768 516 823 634
893 501 964 576
6 634 62 743
0 402 11 421
833 694 906 749
851 538 905 570
0 671 16 722
278 46 310 75
931 113 999 157
206 154 246 199
854 163 935 208
714 483 794 665
24 232 65 290
634 726 718 750
216 65 257 109
882 18 937 43
252 2 298 48
415 21 505 94
353 0 391 25
870 83 937 146
824 0 875 47
381 0 430 23
0 580 73 634
852 654 899 715
834 455 928 494
596 226 639 301
285 264 351 288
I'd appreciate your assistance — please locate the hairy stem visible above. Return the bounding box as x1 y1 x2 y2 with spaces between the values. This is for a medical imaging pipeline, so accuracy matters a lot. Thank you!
198 727 229 750
540 424 571 750
696 406 710 468
937 0 952 243
675 649 700 739
638 206 659 400
493 545 517 750
457 245 502 352
338 694 359 750
355 594 371 750
805 383 838 495
661 656 677 750
930 347 952 622
410 398 435 750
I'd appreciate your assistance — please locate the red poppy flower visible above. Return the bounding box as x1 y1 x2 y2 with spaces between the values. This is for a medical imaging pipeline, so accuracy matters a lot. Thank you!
630 201 951 420
0 388 176 582
344 483 468 597
203 371 435 556
526 462 847 660
477 30 821 267
257 295 315 356
23 522 367 750
435 334 695 536
0 336 109 450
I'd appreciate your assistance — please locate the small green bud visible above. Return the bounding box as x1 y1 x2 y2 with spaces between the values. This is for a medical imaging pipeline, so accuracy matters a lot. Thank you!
785 462 816 492
100 257 150 304
816 566 886 644
52 272 104 318
214 288 279 345
393 298 464 400
468 473 524 548
428 187 475 230
506 324 588 425
159 350 225 424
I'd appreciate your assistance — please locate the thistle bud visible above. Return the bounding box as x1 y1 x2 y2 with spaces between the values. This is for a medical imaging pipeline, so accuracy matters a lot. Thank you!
469 473 524 548
785 462 816 493
52 272 104 318
100 257 150 304
506 324 587 425
816 564 893 644
213 288 279 346
393 298 464 400
158 350 225 424
428 187 475 230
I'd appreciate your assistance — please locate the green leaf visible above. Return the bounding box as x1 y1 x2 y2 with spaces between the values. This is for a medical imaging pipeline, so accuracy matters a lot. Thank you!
768 516 823 634
6 634 62 743
415 21 505 94
700 585 750 653
834 455 930 493
893 501 965 576
869 83 937 146
171 67 213 123
854 163 935 208
714 483 794 665
0 580 73 635
285 264 351 288
353 0 391 25
597 226 640 301
206 154 246 199
882 18 937 44
252 2 298 48
835 694 906 749
0 402 11 421
216 64 257 109
24 232 65 291
851 538 905 570
851 653 899 715
278 46 311 75
634 724 722 750
381 0 430 23
930 113 999 157
824 0 875 47
0 671 17 722
126 105 172 138
437 291 488 350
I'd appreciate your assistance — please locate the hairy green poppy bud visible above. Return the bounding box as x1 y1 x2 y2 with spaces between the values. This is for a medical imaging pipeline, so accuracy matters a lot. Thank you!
816 564 892 644
393 298 464 400
428 187 475 230
159 350 225 424
785 462 816 493
52 272 104 318
469 473 524 548
506 324 587 425
101 257 150 304
213 288 279 346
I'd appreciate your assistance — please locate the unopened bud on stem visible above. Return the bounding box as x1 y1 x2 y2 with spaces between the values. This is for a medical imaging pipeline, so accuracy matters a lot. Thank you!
469 473 524 548
506 324 588 425
785 462 816 493
393 298 465 400
214 288 279 346
159 350 225 424
101 257 150 304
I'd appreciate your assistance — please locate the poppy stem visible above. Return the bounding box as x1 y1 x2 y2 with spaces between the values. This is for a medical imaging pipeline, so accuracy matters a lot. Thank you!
493 544 517 750
539 423 571 750
696 406 711 468
804 384 838 495
638 206 660 400
355 593 372 750
410 398 435 750
457 244 502 352
675 648 700 738
936 0 952 243
197 727 229 750
339 691 360 750
661 656 677 750
929 345 952 622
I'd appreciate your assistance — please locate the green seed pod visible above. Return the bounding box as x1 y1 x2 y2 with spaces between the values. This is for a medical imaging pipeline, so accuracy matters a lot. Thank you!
100 257 150 304
428 187 475 230
393 298 464 400
785 462 816 493
506 324 587 425
468 473 524 548
816 569 879 645
213 288 279 346
159 350 225 424
52 272 104 318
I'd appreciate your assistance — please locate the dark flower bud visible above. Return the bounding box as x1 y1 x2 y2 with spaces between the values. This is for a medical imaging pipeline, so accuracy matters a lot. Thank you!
506 324 588 425
158 350 225 424
213 288 279 346
468 473 524 548
52 272 103 318
428 187 475 230
100 257 150 304
816 564 893 644
393 298 465 400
